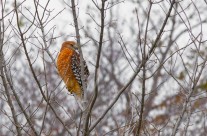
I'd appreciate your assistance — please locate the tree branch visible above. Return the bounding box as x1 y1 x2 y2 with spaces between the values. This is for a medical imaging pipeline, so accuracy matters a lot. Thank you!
89 0 176 132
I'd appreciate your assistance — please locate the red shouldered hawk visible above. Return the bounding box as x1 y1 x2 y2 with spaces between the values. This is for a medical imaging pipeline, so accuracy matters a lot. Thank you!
57 41 89 99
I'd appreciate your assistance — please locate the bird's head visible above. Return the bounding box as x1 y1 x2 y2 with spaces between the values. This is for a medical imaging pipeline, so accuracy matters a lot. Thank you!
61 41 79 51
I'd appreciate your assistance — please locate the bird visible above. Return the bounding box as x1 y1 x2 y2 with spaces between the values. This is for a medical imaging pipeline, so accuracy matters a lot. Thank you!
57 41 89 105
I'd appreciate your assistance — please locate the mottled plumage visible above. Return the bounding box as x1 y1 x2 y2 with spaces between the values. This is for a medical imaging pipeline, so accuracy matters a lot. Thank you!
57 41 89 99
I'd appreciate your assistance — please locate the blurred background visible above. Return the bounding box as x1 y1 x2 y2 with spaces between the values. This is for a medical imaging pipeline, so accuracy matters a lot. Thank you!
0 0 207 135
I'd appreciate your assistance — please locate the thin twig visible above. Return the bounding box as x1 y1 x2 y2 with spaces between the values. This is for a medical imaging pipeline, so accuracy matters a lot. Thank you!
83 0 106 135
0 53 22 136
0 1 22 135
135 1 152 135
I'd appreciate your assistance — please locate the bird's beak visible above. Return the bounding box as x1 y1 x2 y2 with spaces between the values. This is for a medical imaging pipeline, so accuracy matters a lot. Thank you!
73 43 79 50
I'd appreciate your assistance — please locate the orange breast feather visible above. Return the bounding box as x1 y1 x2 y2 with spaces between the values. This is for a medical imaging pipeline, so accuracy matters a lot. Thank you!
57 48 82 97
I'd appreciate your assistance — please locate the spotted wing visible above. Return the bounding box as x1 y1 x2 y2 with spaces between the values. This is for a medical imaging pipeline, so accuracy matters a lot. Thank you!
71 53 89 90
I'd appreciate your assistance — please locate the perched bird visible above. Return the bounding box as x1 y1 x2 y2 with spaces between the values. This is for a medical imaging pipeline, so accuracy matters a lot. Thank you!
57 41 89 102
